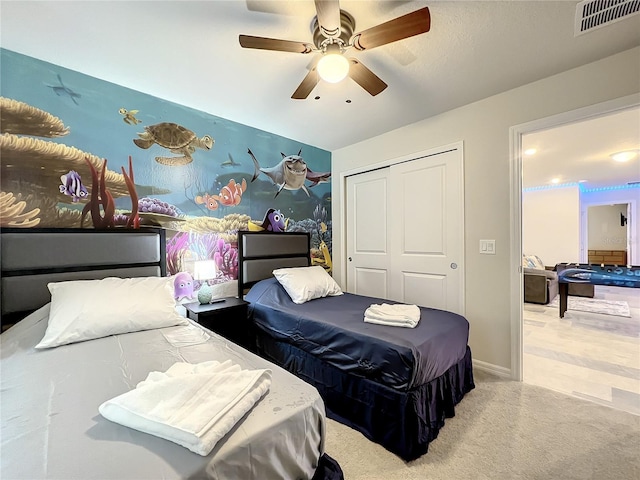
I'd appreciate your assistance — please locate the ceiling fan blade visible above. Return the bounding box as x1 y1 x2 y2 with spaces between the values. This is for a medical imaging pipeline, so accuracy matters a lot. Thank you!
292 67 320 99
351 7 430 51
348 59 387 96
239 35 314 54
314 0 342 38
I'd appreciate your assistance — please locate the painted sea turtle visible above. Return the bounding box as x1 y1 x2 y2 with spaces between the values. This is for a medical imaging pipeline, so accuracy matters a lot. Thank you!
133 122 214 166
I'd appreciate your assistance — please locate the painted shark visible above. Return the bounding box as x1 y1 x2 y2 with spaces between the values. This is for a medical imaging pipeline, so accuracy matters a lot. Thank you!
248 148 309 197
305 168 331 187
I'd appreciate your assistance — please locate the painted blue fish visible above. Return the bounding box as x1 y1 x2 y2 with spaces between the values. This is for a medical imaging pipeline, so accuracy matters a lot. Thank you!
266 209 286 232
248 208 287 232
59 170 88 202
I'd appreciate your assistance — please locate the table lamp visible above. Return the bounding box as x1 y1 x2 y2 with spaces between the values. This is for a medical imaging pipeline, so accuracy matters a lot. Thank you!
193 260 217 304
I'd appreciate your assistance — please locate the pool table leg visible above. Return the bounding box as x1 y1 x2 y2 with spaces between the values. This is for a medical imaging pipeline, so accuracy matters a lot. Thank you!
559 283 568 318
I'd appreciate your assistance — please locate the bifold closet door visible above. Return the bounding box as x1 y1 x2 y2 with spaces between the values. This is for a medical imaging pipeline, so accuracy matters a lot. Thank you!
345 167 391 299
346 148 464 314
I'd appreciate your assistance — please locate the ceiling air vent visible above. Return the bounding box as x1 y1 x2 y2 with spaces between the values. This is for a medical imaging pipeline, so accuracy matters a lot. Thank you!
575 0 640 36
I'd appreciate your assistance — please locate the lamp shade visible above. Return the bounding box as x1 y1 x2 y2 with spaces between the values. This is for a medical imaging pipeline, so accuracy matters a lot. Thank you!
317 53 349 83
192 260 217 281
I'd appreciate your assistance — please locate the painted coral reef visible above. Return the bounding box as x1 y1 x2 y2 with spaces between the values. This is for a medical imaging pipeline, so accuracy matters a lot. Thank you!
0 191 41 227
1 51 333 291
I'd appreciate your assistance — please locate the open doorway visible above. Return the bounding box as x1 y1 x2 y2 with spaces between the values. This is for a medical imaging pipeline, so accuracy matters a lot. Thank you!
586 203 630 264
512 97 640 415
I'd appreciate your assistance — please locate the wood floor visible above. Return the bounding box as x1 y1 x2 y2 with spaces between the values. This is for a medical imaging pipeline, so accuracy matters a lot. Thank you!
523 285 640 416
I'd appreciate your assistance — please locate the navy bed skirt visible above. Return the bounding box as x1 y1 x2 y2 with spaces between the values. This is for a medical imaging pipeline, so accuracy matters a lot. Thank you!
313 453 344 480
255 333 475 462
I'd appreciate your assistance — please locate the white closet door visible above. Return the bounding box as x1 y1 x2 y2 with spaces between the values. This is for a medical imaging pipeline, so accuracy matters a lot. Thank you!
346 147 464 314
345 167 390 298
388 149 464 314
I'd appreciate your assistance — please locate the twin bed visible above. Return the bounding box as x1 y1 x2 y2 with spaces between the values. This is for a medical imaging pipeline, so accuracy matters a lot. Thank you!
0 228 341 480
1 227 474 477
238 231 475 461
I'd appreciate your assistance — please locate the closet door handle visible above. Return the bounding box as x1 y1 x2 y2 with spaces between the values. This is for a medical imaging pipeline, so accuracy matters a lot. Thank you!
348 257 352 262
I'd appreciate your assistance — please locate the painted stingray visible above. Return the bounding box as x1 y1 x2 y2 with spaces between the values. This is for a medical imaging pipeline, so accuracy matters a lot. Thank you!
221 153 241 167
46 74 81 105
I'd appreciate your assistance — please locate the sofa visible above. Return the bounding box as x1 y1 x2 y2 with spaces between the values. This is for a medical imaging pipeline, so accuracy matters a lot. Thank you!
523 255 597 304
523 255 558 304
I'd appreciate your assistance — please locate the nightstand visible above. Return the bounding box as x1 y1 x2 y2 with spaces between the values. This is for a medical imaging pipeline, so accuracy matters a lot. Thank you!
184 297 252 350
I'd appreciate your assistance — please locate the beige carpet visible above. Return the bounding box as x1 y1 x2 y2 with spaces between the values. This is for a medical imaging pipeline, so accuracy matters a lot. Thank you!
324 370 640 480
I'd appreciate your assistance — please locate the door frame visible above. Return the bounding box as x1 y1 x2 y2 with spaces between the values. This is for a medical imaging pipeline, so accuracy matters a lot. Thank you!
509 93 640 381
338 141 465 307
582 201 636 264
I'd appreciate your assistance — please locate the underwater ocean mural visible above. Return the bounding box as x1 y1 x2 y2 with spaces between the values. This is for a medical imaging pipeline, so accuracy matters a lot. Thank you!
0 49 333 295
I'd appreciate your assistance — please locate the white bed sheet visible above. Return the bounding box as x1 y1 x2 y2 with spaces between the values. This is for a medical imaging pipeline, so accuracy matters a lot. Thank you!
0 305 325 480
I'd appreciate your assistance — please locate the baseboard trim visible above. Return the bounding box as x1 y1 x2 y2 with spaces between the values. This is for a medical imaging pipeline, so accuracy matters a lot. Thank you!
473 359 512 379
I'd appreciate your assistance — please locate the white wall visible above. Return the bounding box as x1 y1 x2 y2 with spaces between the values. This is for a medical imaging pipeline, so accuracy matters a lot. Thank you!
581 187 640 264
588 204 628 250
332 47 640 374
522 186 581 266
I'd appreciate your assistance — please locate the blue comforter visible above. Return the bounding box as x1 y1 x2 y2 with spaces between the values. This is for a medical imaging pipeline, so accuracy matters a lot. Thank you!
246 278 470 390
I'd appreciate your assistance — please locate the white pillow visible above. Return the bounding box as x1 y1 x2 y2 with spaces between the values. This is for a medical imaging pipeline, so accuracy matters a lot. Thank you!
36 277 189 349
210 280 238 300
523 254 545 270
272 266 343 304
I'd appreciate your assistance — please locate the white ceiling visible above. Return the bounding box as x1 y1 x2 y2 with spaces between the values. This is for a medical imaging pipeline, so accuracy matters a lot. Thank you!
523 106 640 190
1 0 639 188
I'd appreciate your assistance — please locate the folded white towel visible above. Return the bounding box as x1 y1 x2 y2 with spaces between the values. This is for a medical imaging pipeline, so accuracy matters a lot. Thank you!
99 360 271 456
364 303 421 328
364 316 419 328
365 303 421 321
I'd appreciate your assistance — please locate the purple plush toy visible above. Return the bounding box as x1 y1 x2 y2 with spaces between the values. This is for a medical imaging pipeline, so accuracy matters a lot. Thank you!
173 272 195 302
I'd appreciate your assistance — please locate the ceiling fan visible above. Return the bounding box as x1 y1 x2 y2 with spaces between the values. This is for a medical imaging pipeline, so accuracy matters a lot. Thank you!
239 1 431 99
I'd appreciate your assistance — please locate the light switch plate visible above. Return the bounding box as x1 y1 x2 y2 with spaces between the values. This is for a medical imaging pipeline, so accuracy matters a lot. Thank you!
480 239 496 254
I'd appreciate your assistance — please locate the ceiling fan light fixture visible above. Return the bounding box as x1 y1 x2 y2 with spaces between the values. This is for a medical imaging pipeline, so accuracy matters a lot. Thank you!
239 3 431 98
317 53 349 83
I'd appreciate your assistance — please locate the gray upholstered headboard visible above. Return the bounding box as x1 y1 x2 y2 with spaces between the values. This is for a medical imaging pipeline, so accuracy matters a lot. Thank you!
237 231 311 297
0 227 166 327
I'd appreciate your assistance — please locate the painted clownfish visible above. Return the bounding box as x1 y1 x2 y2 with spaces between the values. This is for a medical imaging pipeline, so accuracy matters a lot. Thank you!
195 193 219 211
214 178 247 207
